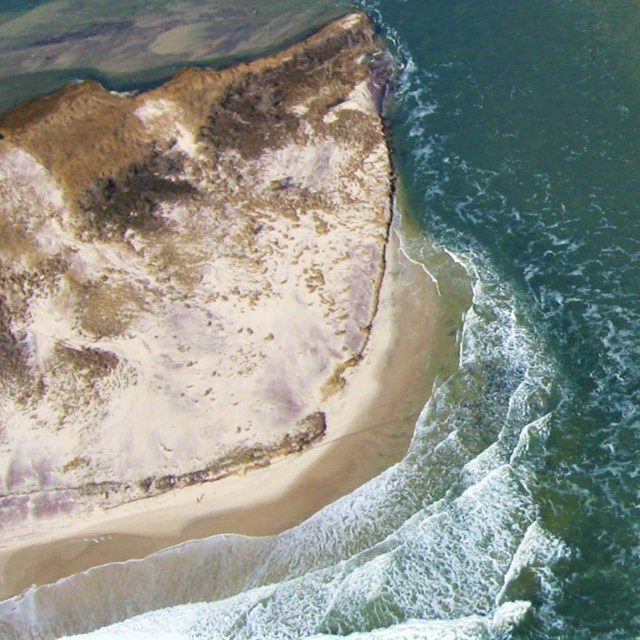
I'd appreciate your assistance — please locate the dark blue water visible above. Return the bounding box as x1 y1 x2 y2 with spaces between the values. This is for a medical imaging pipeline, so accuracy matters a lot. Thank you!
2 1 640 638
369 1 640 636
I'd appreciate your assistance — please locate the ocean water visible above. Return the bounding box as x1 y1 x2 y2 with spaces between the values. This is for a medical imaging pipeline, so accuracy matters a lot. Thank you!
2 0 640 638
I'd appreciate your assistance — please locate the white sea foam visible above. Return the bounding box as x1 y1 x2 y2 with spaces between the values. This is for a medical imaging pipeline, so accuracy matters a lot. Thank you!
44 224 555 640
62 603 529 640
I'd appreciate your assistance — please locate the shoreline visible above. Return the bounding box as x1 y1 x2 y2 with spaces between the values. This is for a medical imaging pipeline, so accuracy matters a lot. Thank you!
0 222 458 603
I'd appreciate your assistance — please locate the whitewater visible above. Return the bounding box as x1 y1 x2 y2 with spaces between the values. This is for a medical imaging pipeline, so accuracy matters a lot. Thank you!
4 0 640 638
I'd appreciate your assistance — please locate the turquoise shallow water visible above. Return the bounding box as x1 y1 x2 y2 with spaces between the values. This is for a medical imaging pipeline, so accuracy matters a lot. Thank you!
0 0 345 113
2 0 640 638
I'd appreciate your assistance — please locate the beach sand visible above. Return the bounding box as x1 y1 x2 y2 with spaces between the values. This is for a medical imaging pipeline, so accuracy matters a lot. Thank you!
0 223 458 603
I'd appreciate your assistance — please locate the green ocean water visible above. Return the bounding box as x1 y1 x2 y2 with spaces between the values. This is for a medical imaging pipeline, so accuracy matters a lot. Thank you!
0 0 346 114
2 0 640 638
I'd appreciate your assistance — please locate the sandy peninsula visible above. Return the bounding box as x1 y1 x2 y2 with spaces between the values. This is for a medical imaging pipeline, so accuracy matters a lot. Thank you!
0 11 457 619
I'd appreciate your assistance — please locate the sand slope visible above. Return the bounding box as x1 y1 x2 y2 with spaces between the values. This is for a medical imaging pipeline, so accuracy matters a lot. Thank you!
0 13 395 545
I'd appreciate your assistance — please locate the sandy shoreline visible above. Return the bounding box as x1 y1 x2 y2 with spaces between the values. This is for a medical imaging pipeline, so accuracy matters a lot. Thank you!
0 13 462 622
0 223 458 603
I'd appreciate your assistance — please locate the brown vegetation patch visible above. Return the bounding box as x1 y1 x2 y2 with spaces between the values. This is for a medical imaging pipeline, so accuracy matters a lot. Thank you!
76 147 196 241
0 296 28 390
321 356 363 400
326 109 380 156
0 221 32 262
200 72 299 159
62 456 91 473
79 282 144 338
0 263 67 395
0 81 152 195
199 15 376 159
53 346 119 382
